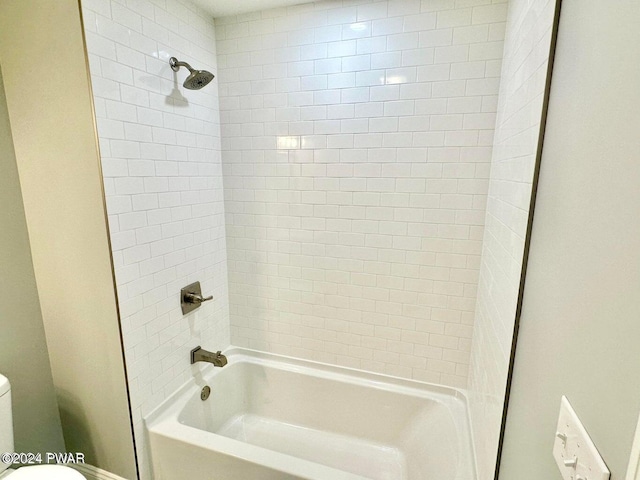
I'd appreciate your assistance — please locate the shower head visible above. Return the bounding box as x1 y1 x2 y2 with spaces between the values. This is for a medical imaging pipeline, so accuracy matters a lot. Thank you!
169 57 214 90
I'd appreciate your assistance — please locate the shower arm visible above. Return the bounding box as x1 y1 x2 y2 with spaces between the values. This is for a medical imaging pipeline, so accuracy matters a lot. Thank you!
169 57 194 73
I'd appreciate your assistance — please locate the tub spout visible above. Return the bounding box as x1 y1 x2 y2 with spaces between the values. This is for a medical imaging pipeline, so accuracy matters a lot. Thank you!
190 346 227 367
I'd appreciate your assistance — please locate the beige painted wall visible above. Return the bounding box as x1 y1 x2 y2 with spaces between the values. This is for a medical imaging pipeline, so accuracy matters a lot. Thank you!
0 66 66 456
0 1 137 477
499 1 640 478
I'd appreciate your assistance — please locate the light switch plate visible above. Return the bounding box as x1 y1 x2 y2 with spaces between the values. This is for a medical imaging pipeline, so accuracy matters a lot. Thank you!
626 413 640 480
553 396 610 480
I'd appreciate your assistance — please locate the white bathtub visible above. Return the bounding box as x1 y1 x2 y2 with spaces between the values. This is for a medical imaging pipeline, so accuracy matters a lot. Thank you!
145 348 476 480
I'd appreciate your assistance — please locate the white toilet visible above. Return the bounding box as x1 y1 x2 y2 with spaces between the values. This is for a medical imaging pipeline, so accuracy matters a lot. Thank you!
0 374 86 479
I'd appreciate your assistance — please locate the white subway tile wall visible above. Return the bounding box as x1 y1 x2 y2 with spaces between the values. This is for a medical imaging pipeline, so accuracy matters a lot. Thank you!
81 1 229 478
468 0 555 477
216 0 508 386
80 0 556 476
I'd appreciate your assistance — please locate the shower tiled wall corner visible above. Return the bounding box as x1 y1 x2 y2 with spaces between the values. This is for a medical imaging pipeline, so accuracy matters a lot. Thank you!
468 0 556 476
79 0 556 475
80 0 230 477
216 0 508 386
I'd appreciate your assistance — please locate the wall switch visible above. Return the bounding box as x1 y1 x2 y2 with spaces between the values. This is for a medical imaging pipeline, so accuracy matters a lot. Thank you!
553 396 610 480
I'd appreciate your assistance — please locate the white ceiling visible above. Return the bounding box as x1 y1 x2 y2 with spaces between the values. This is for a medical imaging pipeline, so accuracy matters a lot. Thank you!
191 0 316 18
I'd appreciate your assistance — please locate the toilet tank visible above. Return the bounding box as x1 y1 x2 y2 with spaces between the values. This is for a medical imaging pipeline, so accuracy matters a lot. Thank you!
0 374 14 475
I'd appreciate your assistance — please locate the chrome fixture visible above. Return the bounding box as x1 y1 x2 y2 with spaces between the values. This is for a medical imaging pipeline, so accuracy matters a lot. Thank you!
190 347 227 367
169 56 214 90
180 281 213 314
